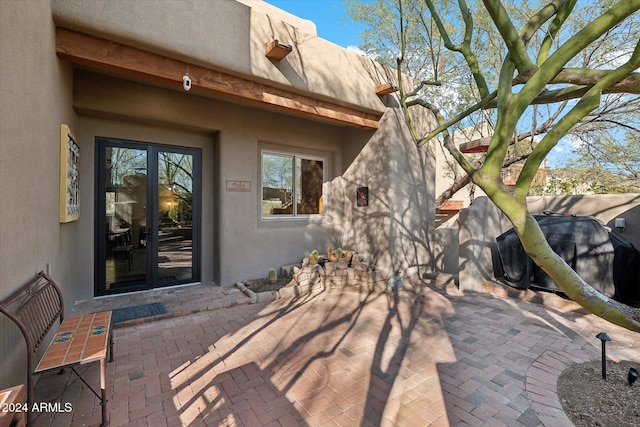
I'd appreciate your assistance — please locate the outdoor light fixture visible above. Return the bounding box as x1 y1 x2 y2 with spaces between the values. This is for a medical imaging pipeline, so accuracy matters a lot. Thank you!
596 332 611 380
629 368 638 386
615 217 626 231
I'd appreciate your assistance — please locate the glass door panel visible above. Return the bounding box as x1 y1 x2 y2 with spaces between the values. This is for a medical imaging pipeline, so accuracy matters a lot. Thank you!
104 146 148 293
96 139 201 296
157 151 194 285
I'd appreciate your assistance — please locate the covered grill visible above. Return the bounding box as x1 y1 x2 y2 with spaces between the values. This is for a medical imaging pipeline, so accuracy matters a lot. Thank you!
493 214 640 307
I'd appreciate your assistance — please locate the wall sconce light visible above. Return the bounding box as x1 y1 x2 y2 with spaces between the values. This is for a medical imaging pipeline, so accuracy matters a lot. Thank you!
183 75 192 91
265 40 292 60
615 217 626 231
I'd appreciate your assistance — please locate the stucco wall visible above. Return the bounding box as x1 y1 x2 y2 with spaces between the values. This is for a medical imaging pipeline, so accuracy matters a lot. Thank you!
458 194 640 292
0 0 79 389
51 0 390 114
325 108 436 280
73 70 373 286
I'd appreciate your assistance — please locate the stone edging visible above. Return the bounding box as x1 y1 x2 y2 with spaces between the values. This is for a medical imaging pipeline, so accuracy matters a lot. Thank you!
234 280 326 303
235 261 392 304
481 279 589 313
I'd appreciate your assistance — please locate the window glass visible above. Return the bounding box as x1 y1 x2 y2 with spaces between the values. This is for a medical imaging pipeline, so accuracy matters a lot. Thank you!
262 150 325 218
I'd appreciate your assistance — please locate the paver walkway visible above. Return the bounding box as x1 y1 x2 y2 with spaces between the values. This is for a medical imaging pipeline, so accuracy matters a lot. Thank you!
34 282 639 426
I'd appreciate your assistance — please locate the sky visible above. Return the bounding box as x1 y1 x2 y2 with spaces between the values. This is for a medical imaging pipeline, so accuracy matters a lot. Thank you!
265 0 365 50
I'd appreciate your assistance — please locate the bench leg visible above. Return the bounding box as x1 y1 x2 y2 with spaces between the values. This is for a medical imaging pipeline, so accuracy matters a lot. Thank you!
100 358 108 427
26 372 34 427
108 326 114 363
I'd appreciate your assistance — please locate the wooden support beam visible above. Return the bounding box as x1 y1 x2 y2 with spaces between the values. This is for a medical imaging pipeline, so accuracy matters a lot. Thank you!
436 199 464 215
375 83 397 96
265 40 292 60
435 199 464 227
55 28 381 130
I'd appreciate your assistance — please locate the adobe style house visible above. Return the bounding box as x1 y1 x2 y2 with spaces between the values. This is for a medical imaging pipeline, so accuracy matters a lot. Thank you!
0 0 440 388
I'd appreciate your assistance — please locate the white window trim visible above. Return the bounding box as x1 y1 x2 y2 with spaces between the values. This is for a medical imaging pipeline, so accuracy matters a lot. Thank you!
259 145 329 222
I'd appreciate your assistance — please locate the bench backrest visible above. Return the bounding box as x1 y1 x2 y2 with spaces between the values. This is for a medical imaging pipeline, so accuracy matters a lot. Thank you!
0 272 64 360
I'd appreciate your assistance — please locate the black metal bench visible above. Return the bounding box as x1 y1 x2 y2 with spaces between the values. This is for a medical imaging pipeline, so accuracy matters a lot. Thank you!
0 272 113 426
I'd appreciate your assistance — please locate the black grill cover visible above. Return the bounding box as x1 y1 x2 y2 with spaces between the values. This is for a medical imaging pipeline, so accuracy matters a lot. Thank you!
494 215 640 306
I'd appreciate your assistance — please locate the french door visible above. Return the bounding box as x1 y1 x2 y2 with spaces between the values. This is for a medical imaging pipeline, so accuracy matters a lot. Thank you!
95 138 201 295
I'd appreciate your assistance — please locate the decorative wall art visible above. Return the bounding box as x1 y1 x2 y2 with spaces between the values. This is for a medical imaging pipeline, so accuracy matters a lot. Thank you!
356 186 369 207
60 124 80 222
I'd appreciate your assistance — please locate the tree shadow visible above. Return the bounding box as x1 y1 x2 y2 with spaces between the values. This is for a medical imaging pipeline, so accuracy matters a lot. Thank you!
159 281 460 426
42 277 640 426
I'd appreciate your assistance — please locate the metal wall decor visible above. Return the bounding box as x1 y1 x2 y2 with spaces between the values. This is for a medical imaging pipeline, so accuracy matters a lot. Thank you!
60 124 80 222
356 186 368 207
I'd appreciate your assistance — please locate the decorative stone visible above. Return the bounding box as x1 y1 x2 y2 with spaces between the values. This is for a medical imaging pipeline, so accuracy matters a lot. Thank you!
281 264 299 276
354 262 368 272
324 262 337 271
256 290 279 303
297 278 311 287
333 276 346 287
278 286 296 299
297 284 311 294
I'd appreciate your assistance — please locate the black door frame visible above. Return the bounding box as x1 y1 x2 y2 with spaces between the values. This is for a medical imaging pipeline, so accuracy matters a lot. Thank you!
94 137 202 296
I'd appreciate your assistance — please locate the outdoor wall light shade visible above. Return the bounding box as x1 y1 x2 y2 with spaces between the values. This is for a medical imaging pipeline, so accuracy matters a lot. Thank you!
596 332 611 380
265 40 292 60
629 368 638 386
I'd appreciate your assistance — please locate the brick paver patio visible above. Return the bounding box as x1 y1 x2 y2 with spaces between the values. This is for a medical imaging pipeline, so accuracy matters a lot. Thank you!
33 282 639 426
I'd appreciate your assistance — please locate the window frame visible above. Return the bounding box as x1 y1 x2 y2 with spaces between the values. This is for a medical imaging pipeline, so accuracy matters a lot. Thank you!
259 145 329 221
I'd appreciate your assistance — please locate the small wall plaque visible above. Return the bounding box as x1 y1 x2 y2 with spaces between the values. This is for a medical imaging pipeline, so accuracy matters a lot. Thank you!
226 180 251 192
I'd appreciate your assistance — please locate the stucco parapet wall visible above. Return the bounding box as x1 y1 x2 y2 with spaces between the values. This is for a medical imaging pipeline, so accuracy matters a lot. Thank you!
51 0 396 115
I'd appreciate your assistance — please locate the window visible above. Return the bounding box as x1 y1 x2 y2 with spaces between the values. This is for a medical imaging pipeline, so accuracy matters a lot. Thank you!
261 149 326 218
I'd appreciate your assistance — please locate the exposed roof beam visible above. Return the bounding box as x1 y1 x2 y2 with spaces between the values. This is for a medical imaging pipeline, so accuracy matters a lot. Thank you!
55 28 381 130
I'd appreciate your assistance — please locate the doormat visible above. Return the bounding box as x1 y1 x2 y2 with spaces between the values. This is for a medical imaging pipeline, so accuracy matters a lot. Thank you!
112 302 167 323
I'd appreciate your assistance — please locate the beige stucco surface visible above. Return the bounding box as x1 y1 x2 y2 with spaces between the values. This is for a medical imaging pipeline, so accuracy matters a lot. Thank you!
1 0 78 390
51 0 391 114
325 108 436 279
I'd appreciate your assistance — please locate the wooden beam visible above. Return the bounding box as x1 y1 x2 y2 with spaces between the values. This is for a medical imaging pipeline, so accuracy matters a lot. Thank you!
375 83 397 96
55 28 381 129
436 199 464 215
265 40 292 60
459 137 490 153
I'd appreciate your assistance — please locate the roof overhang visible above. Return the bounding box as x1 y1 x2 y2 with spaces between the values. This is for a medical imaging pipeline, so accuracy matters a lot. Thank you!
55 28 381 130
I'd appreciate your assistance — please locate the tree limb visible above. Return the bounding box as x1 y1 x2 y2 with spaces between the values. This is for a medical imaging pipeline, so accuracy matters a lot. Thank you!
482 0 535 75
